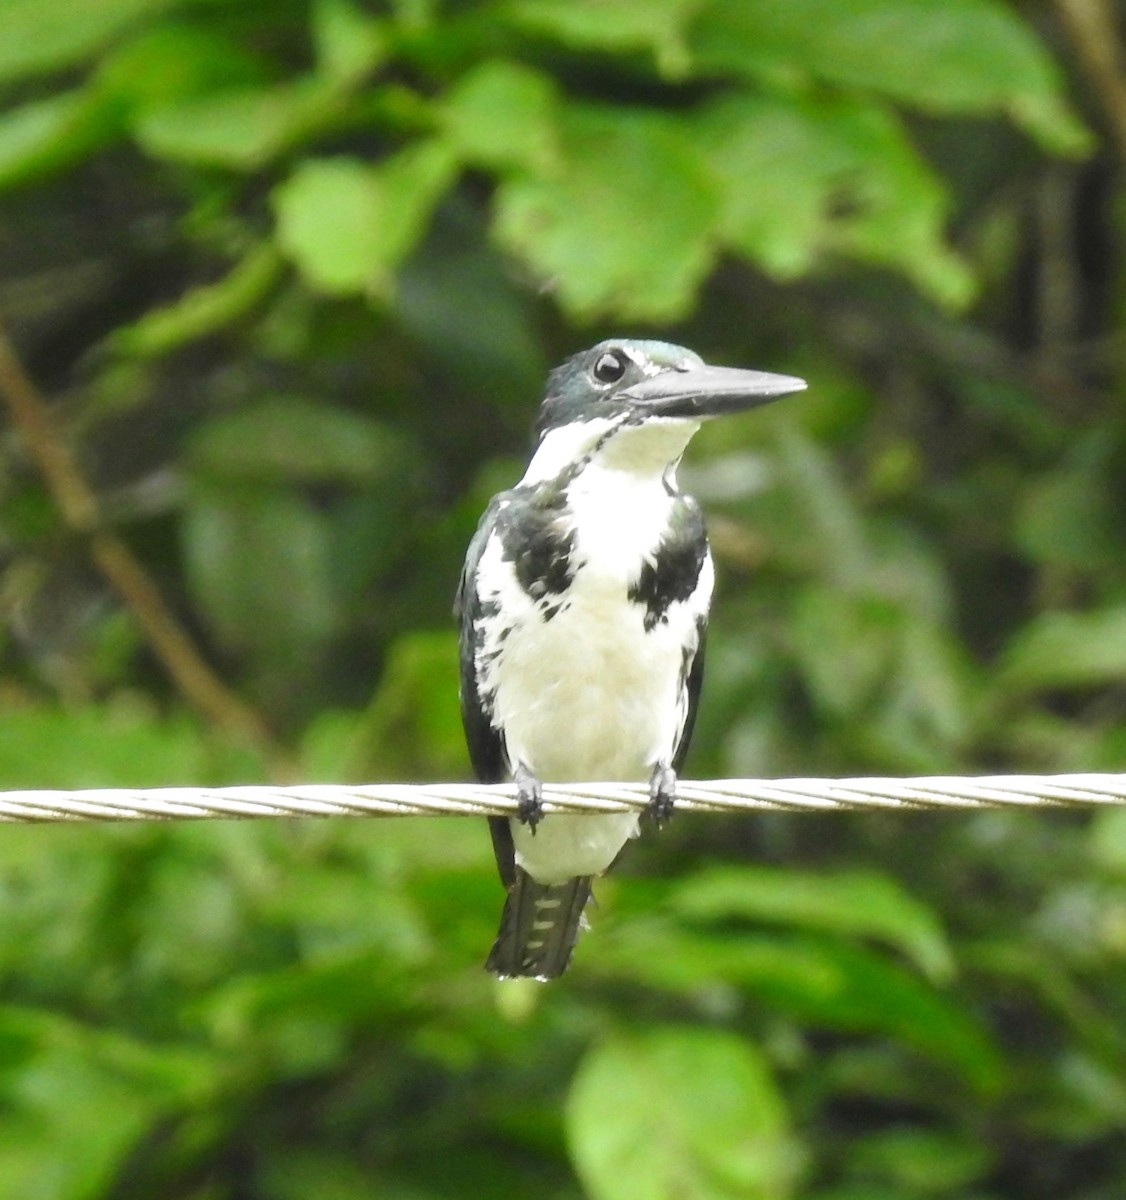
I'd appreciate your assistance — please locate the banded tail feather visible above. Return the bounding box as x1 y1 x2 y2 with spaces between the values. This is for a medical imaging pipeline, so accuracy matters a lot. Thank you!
485 869 593 980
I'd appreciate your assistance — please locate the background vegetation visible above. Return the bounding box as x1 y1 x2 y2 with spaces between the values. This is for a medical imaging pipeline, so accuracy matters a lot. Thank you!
2 0 1126 1196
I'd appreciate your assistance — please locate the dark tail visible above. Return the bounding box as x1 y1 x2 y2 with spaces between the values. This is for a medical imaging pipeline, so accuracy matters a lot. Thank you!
485 869 593 980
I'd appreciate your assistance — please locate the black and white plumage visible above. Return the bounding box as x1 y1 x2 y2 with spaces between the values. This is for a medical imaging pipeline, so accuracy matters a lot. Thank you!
456 339 806 979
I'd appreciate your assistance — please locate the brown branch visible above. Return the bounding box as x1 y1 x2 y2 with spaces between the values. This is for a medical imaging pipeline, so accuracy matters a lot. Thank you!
1055 0 1126 161
0 322 276 752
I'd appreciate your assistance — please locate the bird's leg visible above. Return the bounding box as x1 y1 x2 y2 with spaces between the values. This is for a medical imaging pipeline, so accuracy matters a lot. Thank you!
514 761 544 832
648 761 677 827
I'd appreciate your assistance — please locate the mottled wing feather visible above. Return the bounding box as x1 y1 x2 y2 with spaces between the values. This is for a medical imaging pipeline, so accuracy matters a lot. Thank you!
456 498 515 887
456 498 508 785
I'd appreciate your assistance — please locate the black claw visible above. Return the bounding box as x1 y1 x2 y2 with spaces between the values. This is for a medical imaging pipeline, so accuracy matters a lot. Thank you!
648 763 677 827
515 763 544 832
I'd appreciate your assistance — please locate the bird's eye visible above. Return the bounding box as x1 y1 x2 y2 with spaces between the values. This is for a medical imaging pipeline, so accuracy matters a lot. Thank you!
592 350 628 385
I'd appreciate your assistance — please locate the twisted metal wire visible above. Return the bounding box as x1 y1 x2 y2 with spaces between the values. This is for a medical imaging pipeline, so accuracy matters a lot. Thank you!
2 774 1126 823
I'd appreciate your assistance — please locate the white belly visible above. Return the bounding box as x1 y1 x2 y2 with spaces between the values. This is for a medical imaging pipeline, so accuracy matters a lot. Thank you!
501 574 703 882
494 574 700 781
476 533 711 881
512 813 642 884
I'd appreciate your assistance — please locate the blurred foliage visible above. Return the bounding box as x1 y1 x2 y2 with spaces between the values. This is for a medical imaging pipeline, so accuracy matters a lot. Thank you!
1 0 1126 1197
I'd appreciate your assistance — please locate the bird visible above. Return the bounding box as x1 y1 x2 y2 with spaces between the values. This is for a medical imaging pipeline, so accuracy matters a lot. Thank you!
456 339 806 979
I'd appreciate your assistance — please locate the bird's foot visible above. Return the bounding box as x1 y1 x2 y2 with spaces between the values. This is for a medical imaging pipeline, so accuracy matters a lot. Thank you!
648 763 677 827
514 762 544 832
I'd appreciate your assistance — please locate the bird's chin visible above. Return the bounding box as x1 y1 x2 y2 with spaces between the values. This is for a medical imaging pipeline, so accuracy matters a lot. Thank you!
622 365 807 419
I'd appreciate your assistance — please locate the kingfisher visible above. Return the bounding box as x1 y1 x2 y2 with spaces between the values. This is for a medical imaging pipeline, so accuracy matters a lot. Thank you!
456 339 806 979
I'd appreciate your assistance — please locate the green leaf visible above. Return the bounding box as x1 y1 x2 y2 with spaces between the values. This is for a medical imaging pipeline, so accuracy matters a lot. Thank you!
567 1027 797 1200
1016 449 1123 569
261 1151 402 1200
312 0 387 87
590 924 1005 1093
199 955 415 1062
442 60 559 173
371 140 459 264
359 631 467 779
846 1126 992 1192
272 145 455 295
0 1006 209 1200
0 89 120 191
95 23 270 108
697 94 973 307
506 0 702 79
111 242 283 357
770 423 873 587
867 617 976 764
692 0 1092 155
183 485 338 659
494 105 718 320
788 590 895 717
1091 809 1126 877
273 157 383 293
134 79 342 169
189 396 409 486
396 196 548 404
669 866 955 982
806 1191 910 1200
997 606 1126 693
0 0 175 83
0 702 262 788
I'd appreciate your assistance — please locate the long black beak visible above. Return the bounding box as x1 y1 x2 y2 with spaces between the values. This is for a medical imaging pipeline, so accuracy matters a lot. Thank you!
620 364 807 418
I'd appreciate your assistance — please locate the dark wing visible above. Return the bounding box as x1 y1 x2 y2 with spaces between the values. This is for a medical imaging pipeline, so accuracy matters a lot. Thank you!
455 497 517 888
672 617 706 773
455 496 508 785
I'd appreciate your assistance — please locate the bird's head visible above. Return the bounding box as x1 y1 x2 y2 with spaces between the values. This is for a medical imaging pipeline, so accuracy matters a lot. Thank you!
525 339 806 483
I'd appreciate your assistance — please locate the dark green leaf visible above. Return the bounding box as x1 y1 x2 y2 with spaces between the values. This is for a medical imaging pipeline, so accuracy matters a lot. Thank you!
0 1005 218 1199
590 923 1004 1093
188 396 407 486
997 606 1126 693
669 865 954 981
788 590 895 717
95 23 270 107
261 1151 400 1200
182 485 338 658
769 422 873 586
111 243 283 357
1016 454 1122 569
0 90 120 191
845 1126 992 1192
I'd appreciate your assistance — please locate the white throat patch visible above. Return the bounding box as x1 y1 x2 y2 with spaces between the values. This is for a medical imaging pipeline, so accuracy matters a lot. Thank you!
521 414 700 488
520 416 625 486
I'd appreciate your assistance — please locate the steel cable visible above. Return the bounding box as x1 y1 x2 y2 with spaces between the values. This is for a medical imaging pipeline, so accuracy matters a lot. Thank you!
2 774 1125 823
